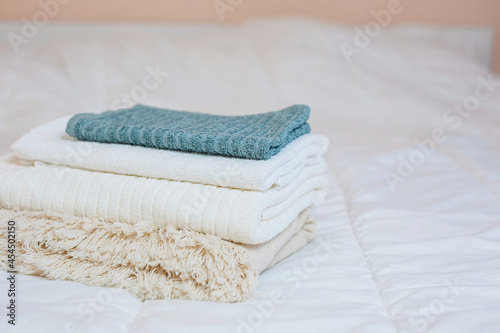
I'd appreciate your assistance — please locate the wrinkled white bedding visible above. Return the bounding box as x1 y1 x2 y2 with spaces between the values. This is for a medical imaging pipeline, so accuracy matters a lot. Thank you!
1 18 500 332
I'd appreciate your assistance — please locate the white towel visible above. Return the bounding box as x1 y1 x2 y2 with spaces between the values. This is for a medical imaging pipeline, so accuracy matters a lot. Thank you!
0 155 327 244
12 116 329 191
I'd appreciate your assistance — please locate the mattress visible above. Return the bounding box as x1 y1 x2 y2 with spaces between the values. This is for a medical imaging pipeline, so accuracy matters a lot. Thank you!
1 18 500 332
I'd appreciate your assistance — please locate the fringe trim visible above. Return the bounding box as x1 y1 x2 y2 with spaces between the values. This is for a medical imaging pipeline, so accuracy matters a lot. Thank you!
0 209 260 302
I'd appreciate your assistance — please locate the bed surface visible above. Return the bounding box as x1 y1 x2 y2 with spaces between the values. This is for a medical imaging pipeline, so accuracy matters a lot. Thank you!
1 19 500 332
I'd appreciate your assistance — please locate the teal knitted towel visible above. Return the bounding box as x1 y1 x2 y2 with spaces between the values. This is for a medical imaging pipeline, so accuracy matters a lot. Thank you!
66 104 311 160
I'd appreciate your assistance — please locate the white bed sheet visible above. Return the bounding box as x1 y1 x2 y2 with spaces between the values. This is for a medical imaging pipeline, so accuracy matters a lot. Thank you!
1 19 500 332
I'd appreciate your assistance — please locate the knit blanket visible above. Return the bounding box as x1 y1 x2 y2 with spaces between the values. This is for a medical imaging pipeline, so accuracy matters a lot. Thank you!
65 104 311 160
0 155 327 244
0 209 316 302
13 116 328 191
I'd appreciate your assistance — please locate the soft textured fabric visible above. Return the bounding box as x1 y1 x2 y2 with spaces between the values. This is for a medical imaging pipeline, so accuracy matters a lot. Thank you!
0 155 327 244
13 116 328 191
65 104 311 160
0 208 316 302
1 20 500 333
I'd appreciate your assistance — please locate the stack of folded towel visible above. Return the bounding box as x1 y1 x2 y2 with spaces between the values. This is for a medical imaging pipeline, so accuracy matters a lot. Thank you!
0 104 329 302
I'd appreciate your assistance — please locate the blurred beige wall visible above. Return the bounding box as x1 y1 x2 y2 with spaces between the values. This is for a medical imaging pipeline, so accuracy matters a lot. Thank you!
1 0 499 72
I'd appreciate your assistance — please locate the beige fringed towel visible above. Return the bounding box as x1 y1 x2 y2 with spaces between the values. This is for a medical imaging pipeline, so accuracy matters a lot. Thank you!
0 209 316 303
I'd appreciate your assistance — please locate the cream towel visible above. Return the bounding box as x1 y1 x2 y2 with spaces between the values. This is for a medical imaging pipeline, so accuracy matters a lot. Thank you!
0 209 316 302
0 156 327 244
12 116 329 190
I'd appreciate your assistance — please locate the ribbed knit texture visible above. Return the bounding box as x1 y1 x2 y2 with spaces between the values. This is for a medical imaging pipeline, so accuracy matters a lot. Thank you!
0 155 328 244
65 104 311 160
0 209 316 302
